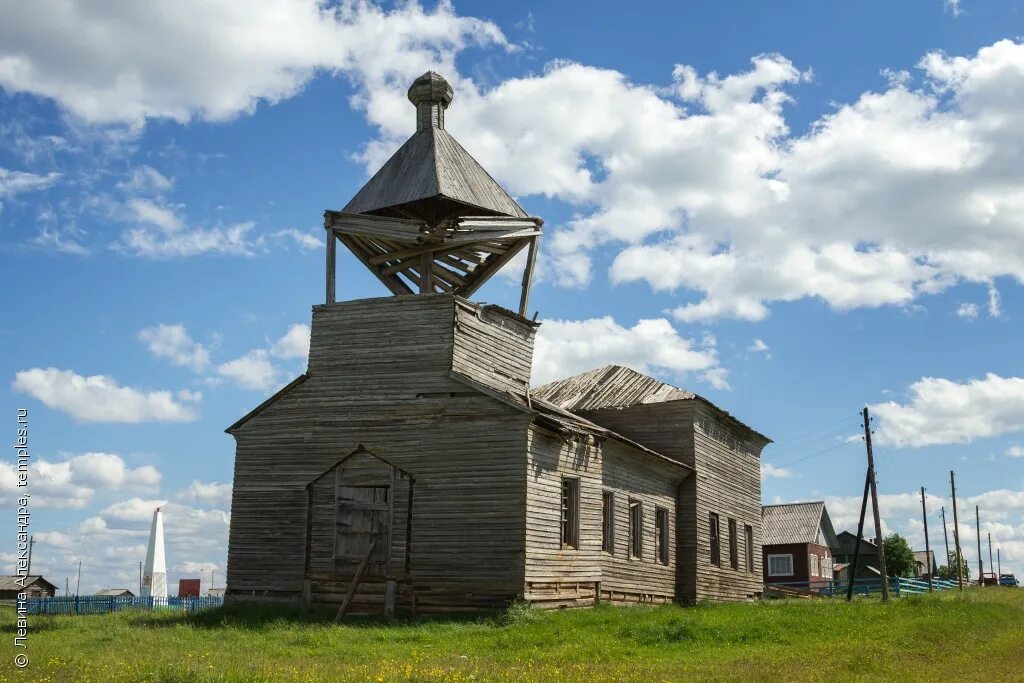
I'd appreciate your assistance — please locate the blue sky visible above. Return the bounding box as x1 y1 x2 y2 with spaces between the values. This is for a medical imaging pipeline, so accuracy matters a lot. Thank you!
2 0 1023 592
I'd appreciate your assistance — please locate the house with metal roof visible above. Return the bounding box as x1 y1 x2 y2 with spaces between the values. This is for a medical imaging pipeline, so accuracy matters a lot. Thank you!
761 502 839 588
95 588 135 597
224 73 770 615
834 530 883 582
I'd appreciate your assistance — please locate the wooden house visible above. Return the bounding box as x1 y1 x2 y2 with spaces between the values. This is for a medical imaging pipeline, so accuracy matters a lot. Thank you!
912 550 937 581
224 73 770 614
95 588 135 597
761 502 838 588
0 575 56 599
834 531 883 582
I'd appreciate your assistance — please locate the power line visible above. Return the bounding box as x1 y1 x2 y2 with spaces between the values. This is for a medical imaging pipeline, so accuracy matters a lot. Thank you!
764 424 860 461
767 413 861 449
770 438 858 469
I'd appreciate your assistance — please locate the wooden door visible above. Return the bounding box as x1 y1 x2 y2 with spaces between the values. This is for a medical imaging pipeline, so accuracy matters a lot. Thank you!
335 484 390 577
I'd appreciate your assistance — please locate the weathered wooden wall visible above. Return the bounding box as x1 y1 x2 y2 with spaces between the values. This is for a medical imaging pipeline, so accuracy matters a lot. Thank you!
522 426 685 608
226 295 534 613
575 399 767 603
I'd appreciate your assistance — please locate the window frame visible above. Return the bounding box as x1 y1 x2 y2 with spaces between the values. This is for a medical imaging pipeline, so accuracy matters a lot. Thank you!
709 512 721 566
560 477 580 549
810 553 820 577
628 499 643 560
655 506 669 565
767 553 794 577
744 524 754 573
728 518 739 570
601 490 615 554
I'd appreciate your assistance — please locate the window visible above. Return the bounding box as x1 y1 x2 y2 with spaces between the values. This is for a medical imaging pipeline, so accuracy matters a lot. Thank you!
728 518 738 570
744 524 754 573
560 478 580 549
822 554 832 578
810 554 820 577
602 491 615 553
768 554 794 577
629 500 643 559
655 507 669 565
709 512 721 566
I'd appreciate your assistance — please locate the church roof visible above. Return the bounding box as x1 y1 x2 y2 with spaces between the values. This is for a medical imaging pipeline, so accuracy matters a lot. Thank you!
532 365 694 411
343 72 528 219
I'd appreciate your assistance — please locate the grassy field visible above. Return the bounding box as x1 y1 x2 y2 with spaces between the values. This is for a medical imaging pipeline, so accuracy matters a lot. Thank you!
3 588 1023 682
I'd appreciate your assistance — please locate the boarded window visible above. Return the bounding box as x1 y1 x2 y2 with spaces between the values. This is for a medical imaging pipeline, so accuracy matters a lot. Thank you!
629 500 643 559
561 478 580 549
744 524 754 572
602 491 614 553
655 507 669 565
728 518 739 570
709 512 721 566
768 554 794 577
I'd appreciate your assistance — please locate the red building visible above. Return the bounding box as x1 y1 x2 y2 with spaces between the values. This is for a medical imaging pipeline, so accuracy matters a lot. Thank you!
177 579 201 598
762 502 839 588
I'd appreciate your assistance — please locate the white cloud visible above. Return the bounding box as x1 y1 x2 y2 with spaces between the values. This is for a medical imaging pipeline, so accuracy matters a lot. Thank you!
871 373 1024 447
12 368 198 423
760 463 792 479
0 452 160 509
217 350 279 390
126 198 183 232
274 229 321 251
0 1 508 126
117 219 259 258
987 283 1002 318
532 316 725 388
138 324 210 372
956 302 979 319
748 338 770 354
117 165 173 194
0 167 60 198
270 323 311 361
1007 445 1024 458
177 480 232 508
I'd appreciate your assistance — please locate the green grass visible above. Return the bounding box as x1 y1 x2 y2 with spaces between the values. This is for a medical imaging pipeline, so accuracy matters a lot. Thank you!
3 588 1023 682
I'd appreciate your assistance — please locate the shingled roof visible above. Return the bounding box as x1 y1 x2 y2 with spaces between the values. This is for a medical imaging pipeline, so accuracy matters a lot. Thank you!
762 501 839 548
343 72 528 220
532 365 769 443
532 365 694 411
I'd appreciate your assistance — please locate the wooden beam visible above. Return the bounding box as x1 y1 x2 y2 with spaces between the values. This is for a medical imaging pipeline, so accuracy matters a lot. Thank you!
334 541 376 622
419 251 433 294
337 234 413 296
518 235 539 316
325 229 336 304
459 237 532 297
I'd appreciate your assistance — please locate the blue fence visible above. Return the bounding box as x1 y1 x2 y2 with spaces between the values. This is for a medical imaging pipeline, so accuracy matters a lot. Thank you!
766 577 961 598
26 595 224 615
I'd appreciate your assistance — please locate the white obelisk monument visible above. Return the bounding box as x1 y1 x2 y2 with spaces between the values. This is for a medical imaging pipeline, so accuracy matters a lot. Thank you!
142 507 167 599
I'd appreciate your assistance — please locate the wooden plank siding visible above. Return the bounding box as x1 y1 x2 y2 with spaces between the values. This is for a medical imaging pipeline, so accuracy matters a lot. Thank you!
575 400 768 603
226 295 534 613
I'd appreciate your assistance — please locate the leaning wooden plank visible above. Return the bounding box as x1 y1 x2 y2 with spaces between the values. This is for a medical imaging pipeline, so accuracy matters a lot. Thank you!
459 238 531 297
336 234 413 296
335 541 376 622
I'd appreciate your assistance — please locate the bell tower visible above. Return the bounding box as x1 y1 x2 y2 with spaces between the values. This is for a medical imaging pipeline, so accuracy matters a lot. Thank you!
324 72 542 316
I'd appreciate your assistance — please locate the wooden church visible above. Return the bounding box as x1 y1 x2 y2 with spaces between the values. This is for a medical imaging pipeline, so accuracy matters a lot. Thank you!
225 73 770 614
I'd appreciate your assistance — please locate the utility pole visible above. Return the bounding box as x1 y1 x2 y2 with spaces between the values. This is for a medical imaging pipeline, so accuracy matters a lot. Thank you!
988 533 994 580
862 407 889 600
139 561 143 596
846 472 871 601
950 471 964 590
920 487 933 591
26 535 34 575
976 506 984 587
76 560 82 596
65 578 69 596
941 506 950 572
998 548 1001 576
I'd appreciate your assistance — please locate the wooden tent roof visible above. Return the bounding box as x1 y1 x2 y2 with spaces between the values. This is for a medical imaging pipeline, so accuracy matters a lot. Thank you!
343 71 527 220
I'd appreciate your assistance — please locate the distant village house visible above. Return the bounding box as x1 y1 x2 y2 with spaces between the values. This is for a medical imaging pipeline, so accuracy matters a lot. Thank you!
0 576 56 599
761 502 838 588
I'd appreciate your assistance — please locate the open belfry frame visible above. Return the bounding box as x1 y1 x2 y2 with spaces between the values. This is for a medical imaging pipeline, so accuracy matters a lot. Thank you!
324 211 541 314
323 70 543 315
